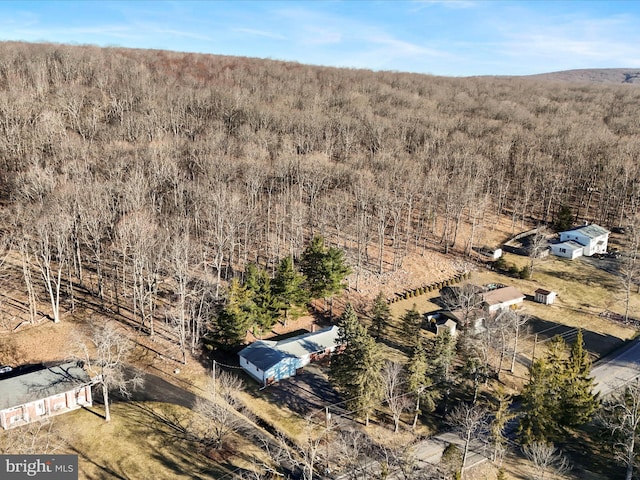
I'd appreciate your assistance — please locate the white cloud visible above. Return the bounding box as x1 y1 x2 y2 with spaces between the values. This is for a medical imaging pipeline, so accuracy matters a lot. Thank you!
233 28 286 40
410 0 478 10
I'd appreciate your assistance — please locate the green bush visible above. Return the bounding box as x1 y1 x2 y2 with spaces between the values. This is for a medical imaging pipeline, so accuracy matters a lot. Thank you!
494 256 508 271
519 265 532 279
508 264 520 276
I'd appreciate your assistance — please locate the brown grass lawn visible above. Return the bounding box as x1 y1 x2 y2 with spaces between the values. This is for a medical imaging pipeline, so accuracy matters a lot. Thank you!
16 401 266 480
383 251 639 394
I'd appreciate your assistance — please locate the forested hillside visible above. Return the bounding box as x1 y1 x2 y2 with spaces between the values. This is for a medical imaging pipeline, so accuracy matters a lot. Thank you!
0 41 639 335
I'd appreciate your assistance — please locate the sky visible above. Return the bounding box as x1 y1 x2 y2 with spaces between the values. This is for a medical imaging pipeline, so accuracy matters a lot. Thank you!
1 0 639 77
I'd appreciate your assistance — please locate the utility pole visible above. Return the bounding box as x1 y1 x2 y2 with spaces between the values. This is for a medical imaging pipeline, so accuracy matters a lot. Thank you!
212 359 216 398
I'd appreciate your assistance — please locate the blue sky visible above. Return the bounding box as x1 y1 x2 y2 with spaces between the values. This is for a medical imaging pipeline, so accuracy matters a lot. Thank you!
1 1 639 76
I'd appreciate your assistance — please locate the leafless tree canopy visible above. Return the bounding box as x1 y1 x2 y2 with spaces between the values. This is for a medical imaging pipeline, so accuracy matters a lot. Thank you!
0 42 638 352
190 370 249 451
522 442 571 480
74 321 143 422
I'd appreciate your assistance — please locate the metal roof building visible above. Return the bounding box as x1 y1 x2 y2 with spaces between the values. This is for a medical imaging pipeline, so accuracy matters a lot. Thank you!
238 326 340 386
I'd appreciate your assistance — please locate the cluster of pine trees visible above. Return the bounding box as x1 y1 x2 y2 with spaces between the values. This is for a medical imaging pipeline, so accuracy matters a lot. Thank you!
211 235 349 347
519 331 600 444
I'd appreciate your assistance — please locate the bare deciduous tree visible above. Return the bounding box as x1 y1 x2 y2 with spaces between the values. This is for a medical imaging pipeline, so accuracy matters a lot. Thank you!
522 442 570 480
381 360 411 433
599 378 640 480
190 369 249 451
32 208 72 324
74 321 143 422
446 403 489 479
0 419 63 455
528 226 550 278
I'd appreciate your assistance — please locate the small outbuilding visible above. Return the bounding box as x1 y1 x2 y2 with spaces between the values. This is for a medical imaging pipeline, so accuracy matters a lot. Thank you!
436 318 457 337
477 247 503 260
534 288 557 305
238 326 340 386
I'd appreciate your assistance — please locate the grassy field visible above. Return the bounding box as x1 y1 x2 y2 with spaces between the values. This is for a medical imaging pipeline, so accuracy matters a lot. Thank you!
7 402 268 480
381 252 639 391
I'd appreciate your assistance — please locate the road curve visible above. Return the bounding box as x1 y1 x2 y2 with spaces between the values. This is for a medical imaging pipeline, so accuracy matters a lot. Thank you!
592 337 640 396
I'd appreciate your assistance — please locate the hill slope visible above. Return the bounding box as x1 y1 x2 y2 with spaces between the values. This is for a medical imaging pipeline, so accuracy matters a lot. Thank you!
524 68 640 84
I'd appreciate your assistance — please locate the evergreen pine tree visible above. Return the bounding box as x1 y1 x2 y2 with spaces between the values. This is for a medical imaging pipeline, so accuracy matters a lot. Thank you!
519 357 558 444
490 387 515 463
406 341 439 429
458 334 489 404
215 279 253 347
427 330 456 383
370 291 390 339
300 235 327 299
244 263 279 333
324 244 351 297
401 303 422 346
330 303 383 426
300 235 350 316
562 329 600 426
554 204 574 232
272 255 308 324
518 335 596 444
352 333 384 426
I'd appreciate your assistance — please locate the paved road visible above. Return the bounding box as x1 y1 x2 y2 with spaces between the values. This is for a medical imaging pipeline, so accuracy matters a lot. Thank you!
115 366 199 407
592 337 640 396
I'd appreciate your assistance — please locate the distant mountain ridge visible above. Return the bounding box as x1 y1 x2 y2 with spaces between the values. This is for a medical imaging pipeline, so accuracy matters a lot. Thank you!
523 68 640 85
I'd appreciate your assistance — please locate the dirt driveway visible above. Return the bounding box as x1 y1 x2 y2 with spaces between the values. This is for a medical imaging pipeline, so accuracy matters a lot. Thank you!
264 363 343 418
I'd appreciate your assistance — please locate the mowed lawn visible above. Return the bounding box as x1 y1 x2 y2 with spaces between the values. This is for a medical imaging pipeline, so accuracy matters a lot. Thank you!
14 402 267 480
385 252 639 364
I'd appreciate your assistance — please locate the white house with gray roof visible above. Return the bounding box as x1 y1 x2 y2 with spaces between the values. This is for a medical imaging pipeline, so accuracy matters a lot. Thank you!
550 239 585 260
238 326 340 386
0 362 94 429
555 224 609 257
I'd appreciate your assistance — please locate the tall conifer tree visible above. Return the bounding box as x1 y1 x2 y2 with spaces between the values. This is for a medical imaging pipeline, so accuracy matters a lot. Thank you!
272 255 307 323
370 291 390 339
330 303 383 426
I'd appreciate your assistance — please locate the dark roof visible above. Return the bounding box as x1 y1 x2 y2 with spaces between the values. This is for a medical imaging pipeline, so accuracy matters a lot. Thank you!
0 362 92 410
535 288 553 296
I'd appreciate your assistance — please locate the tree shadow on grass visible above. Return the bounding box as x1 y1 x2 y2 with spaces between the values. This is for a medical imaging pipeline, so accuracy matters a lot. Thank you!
70 446 129 480
542 264 620 291
527 316 627 360
121 402 256 479
557 429 625 480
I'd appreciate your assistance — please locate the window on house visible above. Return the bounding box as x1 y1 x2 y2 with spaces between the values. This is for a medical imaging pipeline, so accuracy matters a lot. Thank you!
560 248 566 253
9 413 22 424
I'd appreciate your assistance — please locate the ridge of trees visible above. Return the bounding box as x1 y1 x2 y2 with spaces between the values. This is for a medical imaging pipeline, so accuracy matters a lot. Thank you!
1 42 639 339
